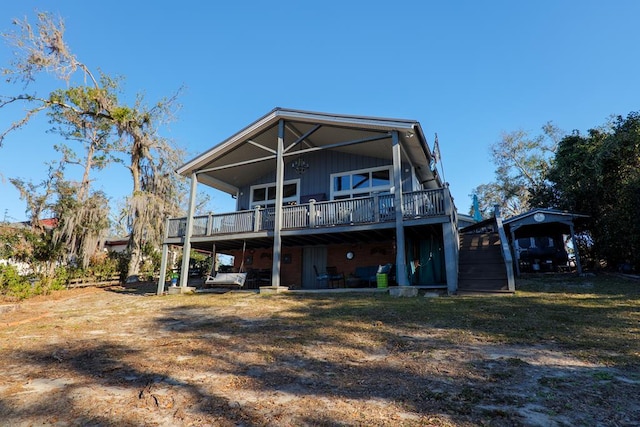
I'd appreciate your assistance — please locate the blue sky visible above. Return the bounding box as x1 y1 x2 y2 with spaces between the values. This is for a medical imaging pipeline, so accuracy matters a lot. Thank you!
1 1 639 222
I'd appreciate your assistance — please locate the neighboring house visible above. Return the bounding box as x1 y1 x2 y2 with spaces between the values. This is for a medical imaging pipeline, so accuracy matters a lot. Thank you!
158 108 460 293
101 237 129 253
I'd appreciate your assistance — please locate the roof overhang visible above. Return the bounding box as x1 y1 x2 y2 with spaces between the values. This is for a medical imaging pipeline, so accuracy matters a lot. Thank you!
504 208 590 235
177 108 440 195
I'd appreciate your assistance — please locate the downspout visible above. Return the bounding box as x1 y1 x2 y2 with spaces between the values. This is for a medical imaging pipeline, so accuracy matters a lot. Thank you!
391 130 409 286
270 119 285 288
179 172 198 288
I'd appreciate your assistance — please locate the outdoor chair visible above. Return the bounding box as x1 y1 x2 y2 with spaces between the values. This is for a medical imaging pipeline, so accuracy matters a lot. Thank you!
326 266 345 287
244 268 259 289
313 265 330 287
258 269 272 286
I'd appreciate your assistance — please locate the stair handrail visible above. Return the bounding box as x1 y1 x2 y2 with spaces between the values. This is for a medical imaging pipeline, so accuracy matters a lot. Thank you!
494 205 515 291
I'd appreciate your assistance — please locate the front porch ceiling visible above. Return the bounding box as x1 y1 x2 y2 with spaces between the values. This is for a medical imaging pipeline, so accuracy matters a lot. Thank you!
178 108 439 194
188 228 398 253
186 223 441 254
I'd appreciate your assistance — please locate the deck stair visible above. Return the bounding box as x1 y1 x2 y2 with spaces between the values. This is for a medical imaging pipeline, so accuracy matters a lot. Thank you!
457 231 512 294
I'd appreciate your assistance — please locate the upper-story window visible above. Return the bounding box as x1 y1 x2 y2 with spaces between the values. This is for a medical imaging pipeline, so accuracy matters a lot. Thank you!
250 179 299 208
330 166 393 200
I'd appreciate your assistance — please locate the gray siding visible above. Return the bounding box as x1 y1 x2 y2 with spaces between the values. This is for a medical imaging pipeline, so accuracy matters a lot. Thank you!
236 150 418 210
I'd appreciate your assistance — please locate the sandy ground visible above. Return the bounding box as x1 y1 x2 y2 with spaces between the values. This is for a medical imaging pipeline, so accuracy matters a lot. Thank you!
0 284 638 426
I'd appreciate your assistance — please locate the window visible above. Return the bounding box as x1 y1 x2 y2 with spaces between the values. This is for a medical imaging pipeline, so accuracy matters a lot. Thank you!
250 180 299 207
331 166 393 199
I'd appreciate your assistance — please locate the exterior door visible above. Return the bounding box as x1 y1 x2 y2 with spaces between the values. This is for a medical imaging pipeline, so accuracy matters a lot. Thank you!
302 246 327 289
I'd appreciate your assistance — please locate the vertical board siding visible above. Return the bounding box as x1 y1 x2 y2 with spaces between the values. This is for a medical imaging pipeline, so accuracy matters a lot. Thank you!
238 150 402 208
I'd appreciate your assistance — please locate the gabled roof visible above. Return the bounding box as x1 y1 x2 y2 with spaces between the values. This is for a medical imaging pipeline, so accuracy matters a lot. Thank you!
504 208 589 226
503 208 590 236
177 108 440 195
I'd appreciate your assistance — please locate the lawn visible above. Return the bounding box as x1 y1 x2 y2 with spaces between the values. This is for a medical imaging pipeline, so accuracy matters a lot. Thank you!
0 274 638 426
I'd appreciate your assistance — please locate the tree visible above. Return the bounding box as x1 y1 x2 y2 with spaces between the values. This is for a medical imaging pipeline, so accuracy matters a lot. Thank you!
472 123 561 217
9 161 64 232
1 12 184 276
111 97 184 277
547 113 640 270
2 13 117 268
47 78 120 201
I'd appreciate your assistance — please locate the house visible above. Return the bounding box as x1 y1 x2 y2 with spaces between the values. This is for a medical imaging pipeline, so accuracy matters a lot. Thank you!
157 108 460 294
101 237 129 253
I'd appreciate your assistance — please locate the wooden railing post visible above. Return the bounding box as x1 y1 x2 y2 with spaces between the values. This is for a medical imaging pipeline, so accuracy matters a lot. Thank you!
253 205 261 232
308 199 317 228
443 185 453 216
373 194 380 223
206 212 213 236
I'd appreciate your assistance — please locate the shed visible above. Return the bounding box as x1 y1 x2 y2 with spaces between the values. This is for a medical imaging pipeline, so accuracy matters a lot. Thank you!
503 208 589 276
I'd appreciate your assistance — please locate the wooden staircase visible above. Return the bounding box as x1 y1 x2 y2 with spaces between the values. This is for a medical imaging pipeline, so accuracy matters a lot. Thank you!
457 231 513 294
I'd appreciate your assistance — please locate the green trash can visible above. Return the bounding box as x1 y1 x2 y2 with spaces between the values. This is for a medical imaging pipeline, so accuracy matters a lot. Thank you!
376 273 388 288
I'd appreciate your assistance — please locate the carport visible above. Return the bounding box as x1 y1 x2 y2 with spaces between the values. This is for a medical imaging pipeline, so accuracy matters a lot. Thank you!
504 208 589 276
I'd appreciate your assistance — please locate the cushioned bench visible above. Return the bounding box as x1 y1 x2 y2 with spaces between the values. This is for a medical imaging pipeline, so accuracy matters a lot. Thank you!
352 266 381 287
350 264 396 287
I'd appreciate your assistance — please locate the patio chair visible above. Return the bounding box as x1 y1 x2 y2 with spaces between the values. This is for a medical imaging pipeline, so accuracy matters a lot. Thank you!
326 266 345 287
258 269 272 286
313 265 330 287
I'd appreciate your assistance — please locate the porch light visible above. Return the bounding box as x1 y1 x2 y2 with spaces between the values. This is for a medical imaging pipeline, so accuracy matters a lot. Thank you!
292 141 309 174
291 157 309 174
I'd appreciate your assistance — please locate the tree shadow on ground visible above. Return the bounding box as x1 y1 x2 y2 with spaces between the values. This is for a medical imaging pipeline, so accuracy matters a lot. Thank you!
4 341 268 426
147 290 640 426
6 274 636 425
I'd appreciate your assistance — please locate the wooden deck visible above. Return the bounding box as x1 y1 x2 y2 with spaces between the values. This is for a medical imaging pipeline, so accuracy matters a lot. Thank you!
167 189 448 239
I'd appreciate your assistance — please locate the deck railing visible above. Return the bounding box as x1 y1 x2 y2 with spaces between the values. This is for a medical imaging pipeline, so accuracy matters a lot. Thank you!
166 188 449 238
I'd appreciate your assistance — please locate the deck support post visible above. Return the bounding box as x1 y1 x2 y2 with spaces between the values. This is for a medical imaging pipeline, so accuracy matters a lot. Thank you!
391 130 409 286
179 172 198 288
157 217 171 295
511 228 521 277
569 223 583 274
157 243 169 295
269 120 285 288
442 185 459 294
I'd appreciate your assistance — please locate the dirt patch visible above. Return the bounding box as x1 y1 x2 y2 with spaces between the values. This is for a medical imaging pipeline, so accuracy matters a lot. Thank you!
1 284 638 426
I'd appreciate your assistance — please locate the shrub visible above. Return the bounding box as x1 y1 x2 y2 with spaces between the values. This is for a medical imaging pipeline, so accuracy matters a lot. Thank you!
0 263 36 301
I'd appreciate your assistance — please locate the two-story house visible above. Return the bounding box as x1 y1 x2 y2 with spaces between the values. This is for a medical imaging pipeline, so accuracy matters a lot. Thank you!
158 108 459 294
